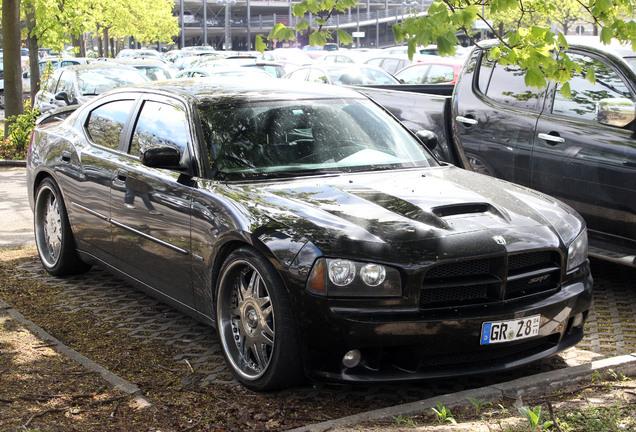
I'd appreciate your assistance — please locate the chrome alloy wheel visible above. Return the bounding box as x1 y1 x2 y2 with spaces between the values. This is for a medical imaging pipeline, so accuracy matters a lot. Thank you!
218 260 275 380
35 185 63 268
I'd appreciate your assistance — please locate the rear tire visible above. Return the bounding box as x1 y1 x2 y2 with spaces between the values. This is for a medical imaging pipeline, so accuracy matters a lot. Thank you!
216 247 305 391
34 178 91 276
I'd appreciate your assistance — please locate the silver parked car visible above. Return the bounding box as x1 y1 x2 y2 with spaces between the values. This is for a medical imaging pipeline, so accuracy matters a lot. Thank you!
33 64 149 115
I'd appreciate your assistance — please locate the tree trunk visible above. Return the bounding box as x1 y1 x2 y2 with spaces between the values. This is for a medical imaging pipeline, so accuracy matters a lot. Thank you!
103 28 110 57
26 4 41 108
2 0 24 136
97 24 104 57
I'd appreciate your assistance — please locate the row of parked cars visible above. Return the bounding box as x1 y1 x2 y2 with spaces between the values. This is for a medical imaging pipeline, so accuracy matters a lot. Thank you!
29 44 466 116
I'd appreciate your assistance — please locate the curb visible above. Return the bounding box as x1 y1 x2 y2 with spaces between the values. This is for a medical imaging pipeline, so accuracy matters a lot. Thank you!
288 354 636 432
0 298 153 409
0 160 26 167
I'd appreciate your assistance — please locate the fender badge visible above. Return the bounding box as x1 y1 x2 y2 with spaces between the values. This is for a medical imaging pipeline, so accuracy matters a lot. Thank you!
493 235 507 246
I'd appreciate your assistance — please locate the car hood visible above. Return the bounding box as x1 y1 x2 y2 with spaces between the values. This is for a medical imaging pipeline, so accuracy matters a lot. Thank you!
218 166 584 263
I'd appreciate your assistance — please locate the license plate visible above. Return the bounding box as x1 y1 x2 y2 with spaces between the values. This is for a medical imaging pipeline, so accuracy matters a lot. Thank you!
481 315 541 345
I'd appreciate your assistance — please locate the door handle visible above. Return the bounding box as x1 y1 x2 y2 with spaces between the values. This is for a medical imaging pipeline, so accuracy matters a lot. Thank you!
114 169 128 186
538 133 565 145
456 115 478 126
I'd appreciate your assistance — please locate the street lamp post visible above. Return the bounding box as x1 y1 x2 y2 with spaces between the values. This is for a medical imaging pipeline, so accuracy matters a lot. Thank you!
217 0 236 50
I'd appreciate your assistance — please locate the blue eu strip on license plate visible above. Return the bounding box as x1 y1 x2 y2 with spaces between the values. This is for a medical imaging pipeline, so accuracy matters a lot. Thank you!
481 314 541 345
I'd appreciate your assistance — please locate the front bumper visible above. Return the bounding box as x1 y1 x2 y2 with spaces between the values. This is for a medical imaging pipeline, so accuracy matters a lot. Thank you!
297 270 593 383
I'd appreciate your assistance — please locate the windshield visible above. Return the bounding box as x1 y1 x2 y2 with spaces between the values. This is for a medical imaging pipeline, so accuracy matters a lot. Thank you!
200 98 438 180
78 68 148 96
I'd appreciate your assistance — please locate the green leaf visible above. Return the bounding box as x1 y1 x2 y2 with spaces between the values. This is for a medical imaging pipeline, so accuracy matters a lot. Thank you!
337 28 354 45
585 68 596 84
315 18 326 25
255 35 267 53
294 20 310 31
292 3 307 17
524 67 546 88
309 31 327 47
305 0 321 14
600 26 613 45
557 32 568 50
560 81 572 100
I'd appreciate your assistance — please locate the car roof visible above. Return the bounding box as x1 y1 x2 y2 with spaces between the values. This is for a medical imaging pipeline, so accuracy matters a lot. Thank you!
106 78 367 105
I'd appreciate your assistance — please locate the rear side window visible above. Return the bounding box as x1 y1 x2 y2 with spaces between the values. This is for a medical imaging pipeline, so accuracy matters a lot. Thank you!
129 100 189 158
85 100 136 150
552 52 634 122
478 54 542 111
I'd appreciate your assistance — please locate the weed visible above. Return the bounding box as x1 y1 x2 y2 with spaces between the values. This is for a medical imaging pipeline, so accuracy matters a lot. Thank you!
467 396 492 416
517 406 553 430
393 415 416 427
430 402 457 424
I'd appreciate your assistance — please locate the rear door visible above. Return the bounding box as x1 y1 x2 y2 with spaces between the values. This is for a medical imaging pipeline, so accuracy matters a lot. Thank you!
532 50 636 246
68 95 138 261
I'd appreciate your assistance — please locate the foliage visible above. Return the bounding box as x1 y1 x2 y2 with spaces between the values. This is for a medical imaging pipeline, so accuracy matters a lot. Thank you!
0 101 39 160
260 0 636 93
517 405 554 430
467 396 492 416
257 0 355 50
430 402 457 424
393 414 416 427
22 0 179 55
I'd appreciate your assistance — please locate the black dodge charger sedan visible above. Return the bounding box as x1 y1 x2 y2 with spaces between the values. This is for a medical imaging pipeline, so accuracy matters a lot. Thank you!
26 79 592 391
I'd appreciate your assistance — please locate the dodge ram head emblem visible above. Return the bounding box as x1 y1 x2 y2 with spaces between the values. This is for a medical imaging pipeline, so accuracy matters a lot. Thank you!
493 235 506 245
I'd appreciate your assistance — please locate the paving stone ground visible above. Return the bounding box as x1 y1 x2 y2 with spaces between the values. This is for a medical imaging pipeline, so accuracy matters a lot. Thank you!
13 257 636 401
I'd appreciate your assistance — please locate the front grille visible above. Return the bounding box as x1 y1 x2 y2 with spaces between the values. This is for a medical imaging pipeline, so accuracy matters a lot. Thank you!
419 251 561 309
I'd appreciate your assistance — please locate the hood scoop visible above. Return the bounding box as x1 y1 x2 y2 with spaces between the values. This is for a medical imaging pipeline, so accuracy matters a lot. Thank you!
432 203 510 222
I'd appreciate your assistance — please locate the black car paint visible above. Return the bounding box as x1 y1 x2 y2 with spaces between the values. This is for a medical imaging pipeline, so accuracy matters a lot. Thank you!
27 80 592 385
451 44 636 265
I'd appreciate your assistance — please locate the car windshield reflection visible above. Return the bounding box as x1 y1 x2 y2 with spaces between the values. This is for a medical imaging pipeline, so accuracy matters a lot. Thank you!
200 98 438 179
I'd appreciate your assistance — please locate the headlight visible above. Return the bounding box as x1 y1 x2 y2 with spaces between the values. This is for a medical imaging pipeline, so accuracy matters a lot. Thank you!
307 258 401 297
567 229 588 272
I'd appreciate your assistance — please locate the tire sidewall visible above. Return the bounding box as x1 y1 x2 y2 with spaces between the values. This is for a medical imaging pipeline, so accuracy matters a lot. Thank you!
216 247 303 391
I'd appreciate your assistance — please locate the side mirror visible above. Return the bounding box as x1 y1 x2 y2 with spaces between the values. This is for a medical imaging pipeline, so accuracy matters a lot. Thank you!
139 145 183 169
597 98 635 127
415 129 439 151
23 71 30 79
54 91 72 105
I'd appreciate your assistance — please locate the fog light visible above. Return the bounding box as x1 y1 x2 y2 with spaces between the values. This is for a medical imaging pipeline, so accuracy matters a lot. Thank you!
342 349 362 368
572 313 584 328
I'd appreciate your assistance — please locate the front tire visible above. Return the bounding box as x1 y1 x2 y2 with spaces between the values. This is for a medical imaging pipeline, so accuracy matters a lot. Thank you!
216 247 304 391
34 178 91 276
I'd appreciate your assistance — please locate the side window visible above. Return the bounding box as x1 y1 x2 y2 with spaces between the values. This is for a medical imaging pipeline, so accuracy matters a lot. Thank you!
381 58 402 74
397 65 429 84
286 68 308 81
307 69 328 83
424 64 454 84
56 71 77 100
130 100 189 158
552 53 634 124
478 56 542 111
85 100 136 150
